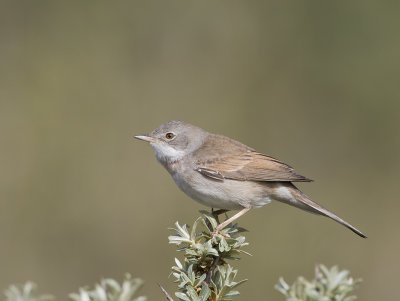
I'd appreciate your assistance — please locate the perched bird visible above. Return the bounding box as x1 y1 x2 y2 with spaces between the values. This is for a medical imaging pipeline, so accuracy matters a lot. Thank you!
135 120 366 238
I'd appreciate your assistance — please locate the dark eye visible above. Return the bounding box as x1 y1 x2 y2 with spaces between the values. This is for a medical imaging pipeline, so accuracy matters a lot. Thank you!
165 132 175 140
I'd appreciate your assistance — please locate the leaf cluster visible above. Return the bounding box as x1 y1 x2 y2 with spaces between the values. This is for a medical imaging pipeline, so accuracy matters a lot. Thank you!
70 274 146 301
168 211 249 301
4 275 146 301
4 282 53 301
275 264 361 301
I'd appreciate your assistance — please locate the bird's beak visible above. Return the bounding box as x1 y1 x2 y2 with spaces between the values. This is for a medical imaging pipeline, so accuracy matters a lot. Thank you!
134 135 160 143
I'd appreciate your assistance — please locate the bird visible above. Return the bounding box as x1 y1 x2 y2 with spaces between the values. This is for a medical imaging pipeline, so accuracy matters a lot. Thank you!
134 120 366 238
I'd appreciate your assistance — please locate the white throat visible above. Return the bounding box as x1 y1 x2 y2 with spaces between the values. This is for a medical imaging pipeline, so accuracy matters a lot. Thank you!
151 142 186 163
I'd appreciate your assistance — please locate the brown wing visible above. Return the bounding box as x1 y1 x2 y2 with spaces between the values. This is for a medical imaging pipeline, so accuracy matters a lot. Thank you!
193 134 312 182
196 151 312 182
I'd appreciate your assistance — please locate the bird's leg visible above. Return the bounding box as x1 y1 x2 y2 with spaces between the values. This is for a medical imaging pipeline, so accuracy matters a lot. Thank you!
211 208 229 224
205 209 229 231
212 206 251 238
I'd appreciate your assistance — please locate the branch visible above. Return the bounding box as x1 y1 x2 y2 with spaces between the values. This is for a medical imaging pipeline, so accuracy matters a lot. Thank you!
204 255 220 285
158 283 175 301
168 210 249 300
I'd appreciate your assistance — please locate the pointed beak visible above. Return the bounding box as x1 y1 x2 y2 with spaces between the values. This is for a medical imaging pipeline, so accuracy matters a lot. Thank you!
134 135 160 143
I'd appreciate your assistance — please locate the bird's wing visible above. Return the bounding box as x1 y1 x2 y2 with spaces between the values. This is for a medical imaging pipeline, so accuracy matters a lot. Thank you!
195 151 312 182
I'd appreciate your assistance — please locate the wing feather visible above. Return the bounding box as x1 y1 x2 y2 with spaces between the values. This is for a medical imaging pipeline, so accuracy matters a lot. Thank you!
198 152 312 182
193 134 312 182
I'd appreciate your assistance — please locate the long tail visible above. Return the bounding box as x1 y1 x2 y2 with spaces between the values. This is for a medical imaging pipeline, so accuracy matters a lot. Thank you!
283 184 367 238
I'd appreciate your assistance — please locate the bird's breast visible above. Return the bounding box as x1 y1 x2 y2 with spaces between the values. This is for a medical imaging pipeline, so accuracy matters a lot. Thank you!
168 164 270 210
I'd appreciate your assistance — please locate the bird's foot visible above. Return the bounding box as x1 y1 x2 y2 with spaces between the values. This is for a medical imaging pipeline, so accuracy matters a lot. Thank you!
211 227 231 239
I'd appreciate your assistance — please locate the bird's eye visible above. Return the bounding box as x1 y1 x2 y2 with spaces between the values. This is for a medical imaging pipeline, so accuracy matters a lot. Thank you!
165 132 175 140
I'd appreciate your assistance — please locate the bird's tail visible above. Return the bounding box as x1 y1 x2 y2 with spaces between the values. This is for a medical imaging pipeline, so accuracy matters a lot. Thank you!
282 184 367 238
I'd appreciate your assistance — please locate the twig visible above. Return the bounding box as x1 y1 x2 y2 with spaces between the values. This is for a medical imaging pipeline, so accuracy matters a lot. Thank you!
158 283 175 301
204 255 220 285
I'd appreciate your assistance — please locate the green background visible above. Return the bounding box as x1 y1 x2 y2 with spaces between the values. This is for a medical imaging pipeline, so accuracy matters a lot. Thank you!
1 1 399 300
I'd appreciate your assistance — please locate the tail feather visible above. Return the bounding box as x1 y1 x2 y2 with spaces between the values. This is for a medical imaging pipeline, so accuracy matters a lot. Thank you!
286 185 367 238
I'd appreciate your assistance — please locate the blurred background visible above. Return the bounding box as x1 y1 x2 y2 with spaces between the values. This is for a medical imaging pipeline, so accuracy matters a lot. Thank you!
1 1 399 300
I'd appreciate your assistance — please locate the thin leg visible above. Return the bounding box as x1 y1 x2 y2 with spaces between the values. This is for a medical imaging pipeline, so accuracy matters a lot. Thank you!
213 206 252 235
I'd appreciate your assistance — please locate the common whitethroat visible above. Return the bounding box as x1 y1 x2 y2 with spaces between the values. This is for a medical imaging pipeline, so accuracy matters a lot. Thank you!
135 120 366 238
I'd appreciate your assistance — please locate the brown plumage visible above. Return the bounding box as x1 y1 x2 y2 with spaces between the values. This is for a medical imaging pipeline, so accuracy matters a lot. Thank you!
194 134 311 182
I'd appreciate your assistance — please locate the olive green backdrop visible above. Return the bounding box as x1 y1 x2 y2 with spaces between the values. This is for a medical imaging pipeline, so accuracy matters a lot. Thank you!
1 1 399 300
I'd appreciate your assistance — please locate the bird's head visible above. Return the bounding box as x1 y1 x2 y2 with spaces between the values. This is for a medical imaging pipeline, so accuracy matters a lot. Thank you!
135 120 207 163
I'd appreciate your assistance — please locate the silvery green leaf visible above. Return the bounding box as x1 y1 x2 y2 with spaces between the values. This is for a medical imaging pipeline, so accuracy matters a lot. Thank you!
330 270 350 290
203 245 219 257
185 249 198 256
68 274 146 301
22 282 34 298
274 284 289 297
195 274 207 287
191 217 202 240
175 258 183 269
177 246 189 252
224 290 240 297
174 222 191 239
178 281 188 289
103 278 121 291
185 286 199 301
225 238 238 245
226 265 234 282
172 266 182 272
210 280 218 295
214 272 223 292
180 273 191 284
200 219 212 234
320 265 331 279
5 282 54 301
188 265 195 284
169 235 192 243
69 293 81 301
305 288 320 299
200 211 218 229
237 250 252 256
276 264 360 301
175 292 191 301
234 236 245 245
219 237 230 252
278 277 289 290
92 284 107 301
77 289 91 301
198 285 210 301
230 279 247 289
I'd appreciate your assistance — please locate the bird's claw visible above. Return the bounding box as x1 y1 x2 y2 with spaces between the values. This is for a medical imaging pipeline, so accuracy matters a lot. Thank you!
211 228 231 239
